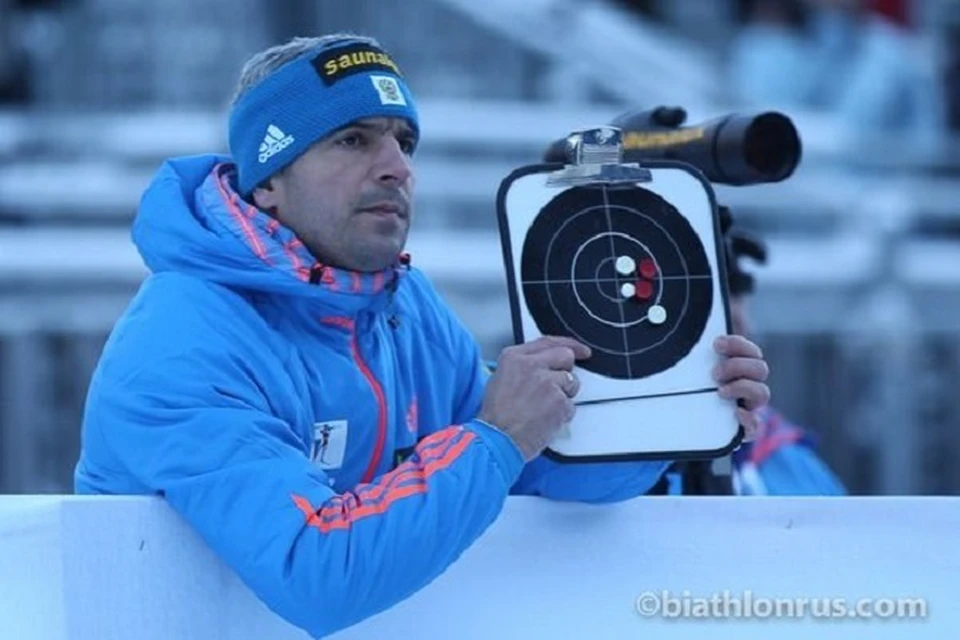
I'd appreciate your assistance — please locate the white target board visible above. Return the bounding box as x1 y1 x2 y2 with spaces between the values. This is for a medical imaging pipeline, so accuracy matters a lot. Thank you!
496 160 742 462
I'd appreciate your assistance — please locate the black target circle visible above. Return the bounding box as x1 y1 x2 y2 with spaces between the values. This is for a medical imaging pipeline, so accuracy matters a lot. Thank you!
520 184 713 380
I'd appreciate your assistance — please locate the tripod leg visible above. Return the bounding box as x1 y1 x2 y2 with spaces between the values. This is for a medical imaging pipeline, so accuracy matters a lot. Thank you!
680 457 734 495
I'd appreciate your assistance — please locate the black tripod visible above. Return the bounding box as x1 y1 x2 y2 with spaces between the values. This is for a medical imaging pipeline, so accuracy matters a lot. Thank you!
677 457 734 495
646 456 735 495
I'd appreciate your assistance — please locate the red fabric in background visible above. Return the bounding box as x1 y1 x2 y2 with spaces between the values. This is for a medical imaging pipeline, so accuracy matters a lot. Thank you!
868 0 911 28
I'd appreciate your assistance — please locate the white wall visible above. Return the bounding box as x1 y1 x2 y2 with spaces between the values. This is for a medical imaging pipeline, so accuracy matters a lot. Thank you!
0 494 956 639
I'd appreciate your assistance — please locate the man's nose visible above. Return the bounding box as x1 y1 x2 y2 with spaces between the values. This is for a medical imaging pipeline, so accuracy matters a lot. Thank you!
374 137 413 185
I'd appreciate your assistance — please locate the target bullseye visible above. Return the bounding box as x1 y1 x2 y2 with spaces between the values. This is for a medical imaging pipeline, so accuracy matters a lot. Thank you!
518 183 714 380
500 162 741 460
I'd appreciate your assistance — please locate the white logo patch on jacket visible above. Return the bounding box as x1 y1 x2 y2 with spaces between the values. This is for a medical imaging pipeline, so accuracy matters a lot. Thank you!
310 420 348 470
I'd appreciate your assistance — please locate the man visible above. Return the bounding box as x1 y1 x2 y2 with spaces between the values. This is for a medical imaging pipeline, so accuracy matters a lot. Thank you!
652 208 846 496
722 214 847 496
648 214 847 496
73 34 771 638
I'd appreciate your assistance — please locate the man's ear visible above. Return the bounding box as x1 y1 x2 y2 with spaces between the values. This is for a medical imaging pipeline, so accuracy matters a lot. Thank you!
251 178 280 213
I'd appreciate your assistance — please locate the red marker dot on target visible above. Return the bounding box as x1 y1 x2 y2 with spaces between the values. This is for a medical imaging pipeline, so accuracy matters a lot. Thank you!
635 279 654 300
639 258 658 280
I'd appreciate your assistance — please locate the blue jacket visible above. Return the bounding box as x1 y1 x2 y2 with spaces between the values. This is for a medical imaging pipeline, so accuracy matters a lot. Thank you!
74 155 668 638
730 406 846 496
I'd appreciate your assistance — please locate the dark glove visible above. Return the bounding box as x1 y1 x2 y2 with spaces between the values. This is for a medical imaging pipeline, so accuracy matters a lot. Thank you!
721 205 767 295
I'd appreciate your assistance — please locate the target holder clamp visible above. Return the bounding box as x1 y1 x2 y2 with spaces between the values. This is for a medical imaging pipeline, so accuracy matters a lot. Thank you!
546 125 653 188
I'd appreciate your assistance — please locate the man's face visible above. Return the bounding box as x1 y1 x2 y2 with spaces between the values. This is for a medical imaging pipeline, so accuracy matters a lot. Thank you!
253 117 417 272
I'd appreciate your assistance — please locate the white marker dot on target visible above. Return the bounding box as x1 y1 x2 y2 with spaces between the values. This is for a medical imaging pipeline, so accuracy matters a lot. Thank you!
648 305 667 325
615 256 636 276
620 283 636 298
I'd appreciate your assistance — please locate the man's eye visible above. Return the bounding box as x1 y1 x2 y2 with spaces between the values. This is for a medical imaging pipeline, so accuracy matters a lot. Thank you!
399 138 416 154
338 133 365 148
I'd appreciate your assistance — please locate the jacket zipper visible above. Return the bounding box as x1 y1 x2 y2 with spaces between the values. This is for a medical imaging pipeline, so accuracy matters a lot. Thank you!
350 326 388 484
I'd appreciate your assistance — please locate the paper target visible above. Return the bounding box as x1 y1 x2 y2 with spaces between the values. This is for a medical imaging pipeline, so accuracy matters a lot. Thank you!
519 184 713 381
497 161 742 463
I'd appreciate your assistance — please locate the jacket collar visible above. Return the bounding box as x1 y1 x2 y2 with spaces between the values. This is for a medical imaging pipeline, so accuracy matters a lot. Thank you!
207 162 411 314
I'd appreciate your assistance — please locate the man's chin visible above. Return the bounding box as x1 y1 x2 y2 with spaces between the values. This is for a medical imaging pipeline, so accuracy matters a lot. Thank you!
354 239 408 272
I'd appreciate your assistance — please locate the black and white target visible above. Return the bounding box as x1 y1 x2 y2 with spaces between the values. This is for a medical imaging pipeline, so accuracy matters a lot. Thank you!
497 162 742 462
519 184 712 381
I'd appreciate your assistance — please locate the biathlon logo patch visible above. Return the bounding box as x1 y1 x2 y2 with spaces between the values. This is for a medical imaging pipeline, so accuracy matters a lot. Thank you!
310 420 348 470
312 43 403 86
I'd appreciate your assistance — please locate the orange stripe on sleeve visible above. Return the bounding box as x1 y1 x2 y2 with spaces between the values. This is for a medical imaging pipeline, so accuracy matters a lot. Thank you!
348 428 465 502
328 439 460 516
292 429 476 533
313 429 470 526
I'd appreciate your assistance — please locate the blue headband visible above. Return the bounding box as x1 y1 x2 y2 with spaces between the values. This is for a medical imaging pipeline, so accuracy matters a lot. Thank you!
228 38 420 195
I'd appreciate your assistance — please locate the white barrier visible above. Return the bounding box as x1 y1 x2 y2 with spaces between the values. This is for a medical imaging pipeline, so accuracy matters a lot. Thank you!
0 494 956 639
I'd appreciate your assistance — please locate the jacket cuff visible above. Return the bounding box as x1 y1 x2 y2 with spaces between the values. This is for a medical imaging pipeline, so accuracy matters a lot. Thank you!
464 419 526 487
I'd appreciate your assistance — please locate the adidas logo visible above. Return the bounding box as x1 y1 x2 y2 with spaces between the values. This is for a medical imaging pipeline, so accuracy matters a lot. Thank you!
258 124 295 164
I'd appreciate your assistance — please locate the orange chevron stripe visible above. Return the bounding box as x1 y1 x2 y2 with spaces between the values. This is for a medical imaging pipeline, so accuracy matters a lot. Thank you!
318 435 464 521
292 428 475 533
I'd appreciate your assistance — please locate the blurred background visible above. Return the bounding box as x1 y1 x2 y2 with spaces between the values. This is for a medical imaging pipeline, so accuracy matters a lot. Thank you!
2 0 960 495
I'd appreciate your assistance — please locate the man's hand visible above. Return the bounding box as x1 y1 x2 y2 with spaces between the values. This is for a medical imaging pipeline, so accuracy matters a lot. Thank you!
480 336 592 461
711 335 771 441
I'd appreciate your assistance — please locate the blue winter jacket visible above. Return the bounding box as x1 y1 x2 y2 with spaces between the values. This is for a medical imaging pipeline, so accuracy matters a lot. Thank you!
730 405 846 496
74 155 669 638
